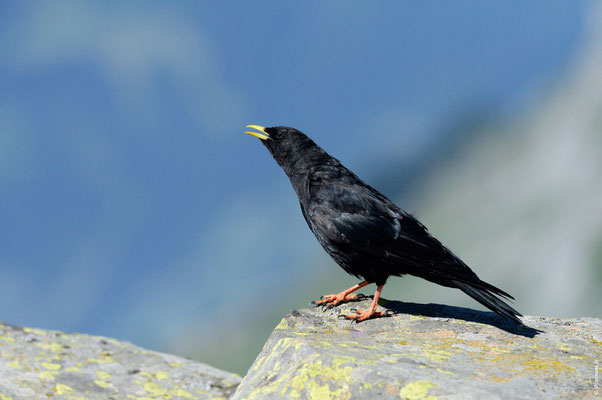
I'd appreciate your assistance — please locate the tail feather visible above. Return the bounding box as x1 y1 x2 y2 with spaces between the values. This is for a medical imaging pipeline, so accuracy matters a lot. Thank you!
452 280 523 325
470 279 515 301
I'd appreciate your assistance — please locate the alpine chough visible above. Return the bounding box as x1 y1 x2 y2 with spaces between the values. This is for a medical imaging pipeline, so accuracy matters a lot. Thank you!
245 125 522 324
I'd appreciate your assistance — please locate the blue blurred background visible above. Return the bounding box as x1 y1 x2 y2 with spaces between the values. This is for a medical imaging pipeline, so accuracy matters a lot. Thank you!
2 1 601 374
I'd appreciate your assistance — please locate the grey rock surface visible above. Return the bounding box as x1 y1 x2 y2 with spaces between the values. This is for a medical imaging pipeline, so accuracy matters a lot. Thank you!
0 322 241 399
232 298 602 399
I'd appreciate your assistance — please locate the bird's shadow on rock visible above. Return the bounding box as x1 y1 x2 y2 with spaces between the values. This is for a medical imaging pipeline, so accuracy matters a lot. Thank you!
378 297 542 338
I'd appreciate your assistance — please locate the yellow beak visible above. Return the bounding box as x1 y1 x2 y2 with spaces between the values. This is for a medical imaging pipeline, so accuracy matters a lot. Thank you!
245 125 270 141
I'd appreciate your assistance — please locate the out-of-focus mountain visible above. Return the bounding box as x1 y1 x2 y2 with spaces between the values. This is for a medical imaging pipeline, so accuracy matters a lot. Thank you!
392 4 602 319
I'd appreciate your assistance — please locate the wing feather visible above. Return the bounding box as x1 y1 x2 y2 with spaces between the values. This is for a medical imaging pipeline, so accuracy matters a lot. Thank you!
307 174 480 285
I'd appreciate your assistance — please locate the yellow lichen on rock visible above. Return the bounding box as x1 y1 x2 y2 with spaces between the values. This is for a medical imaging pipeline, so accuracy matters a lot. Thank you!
399 380 437 400
54 383 73 395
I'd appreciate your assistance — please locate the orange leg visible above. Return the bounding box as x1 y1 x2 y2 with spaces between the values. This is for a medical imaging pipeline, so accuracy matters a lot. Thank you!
344 284 386 322
312 281 370 308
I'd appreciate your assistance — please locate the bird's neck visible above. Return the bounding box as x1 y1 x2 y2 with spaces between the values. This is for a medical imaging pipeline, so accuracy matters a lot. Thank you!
282 146 344 204
281 145 334 177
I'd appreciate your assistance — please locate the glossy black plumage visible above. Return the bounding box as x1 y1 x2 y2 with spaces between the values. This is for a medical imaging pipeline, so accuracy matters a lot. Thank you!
253 126 522 324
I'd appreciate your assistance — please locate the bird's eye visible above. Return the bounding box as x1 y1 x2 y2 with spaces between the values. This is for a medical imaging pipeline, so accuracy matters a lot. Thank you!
275 131 284 139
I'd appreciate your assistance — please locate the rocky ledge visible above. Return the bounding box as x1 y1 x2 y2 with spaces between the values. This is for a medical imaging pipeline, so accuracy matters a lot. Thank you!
0 322 241 399
232 298 601 399
1 300 601 400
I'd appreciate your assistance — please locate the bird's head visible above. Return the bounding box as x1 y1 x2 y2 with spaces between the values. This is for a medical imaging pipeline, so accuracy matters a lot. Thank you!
245 125 321 173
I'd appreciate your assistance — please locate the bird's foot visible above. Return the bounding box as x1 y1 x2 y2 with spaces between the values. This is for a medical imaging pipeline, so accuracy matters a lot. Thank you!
341 308 388 322
311 292 366 309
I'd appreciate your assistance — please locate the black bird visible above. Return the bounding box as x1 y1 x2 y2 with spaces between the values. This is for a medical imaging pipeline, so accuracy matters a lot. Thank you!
245 125 522 324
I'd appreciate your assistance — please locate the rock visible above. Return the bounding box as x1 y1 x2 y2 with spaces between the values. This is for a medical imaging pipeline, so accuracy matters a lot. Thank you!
0 322 241 399
232 298 602 399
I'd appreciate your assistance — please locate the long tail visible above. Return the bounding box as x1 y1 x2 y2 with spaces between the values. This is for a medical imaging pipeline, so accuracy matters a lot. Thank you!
452 279 523 325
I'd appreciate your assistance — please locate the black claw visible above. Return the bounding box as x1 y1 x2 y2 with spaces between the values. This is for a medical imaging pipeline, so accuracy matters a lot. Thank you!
349 308 357 313
356 293 367 299
337 314 348 319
